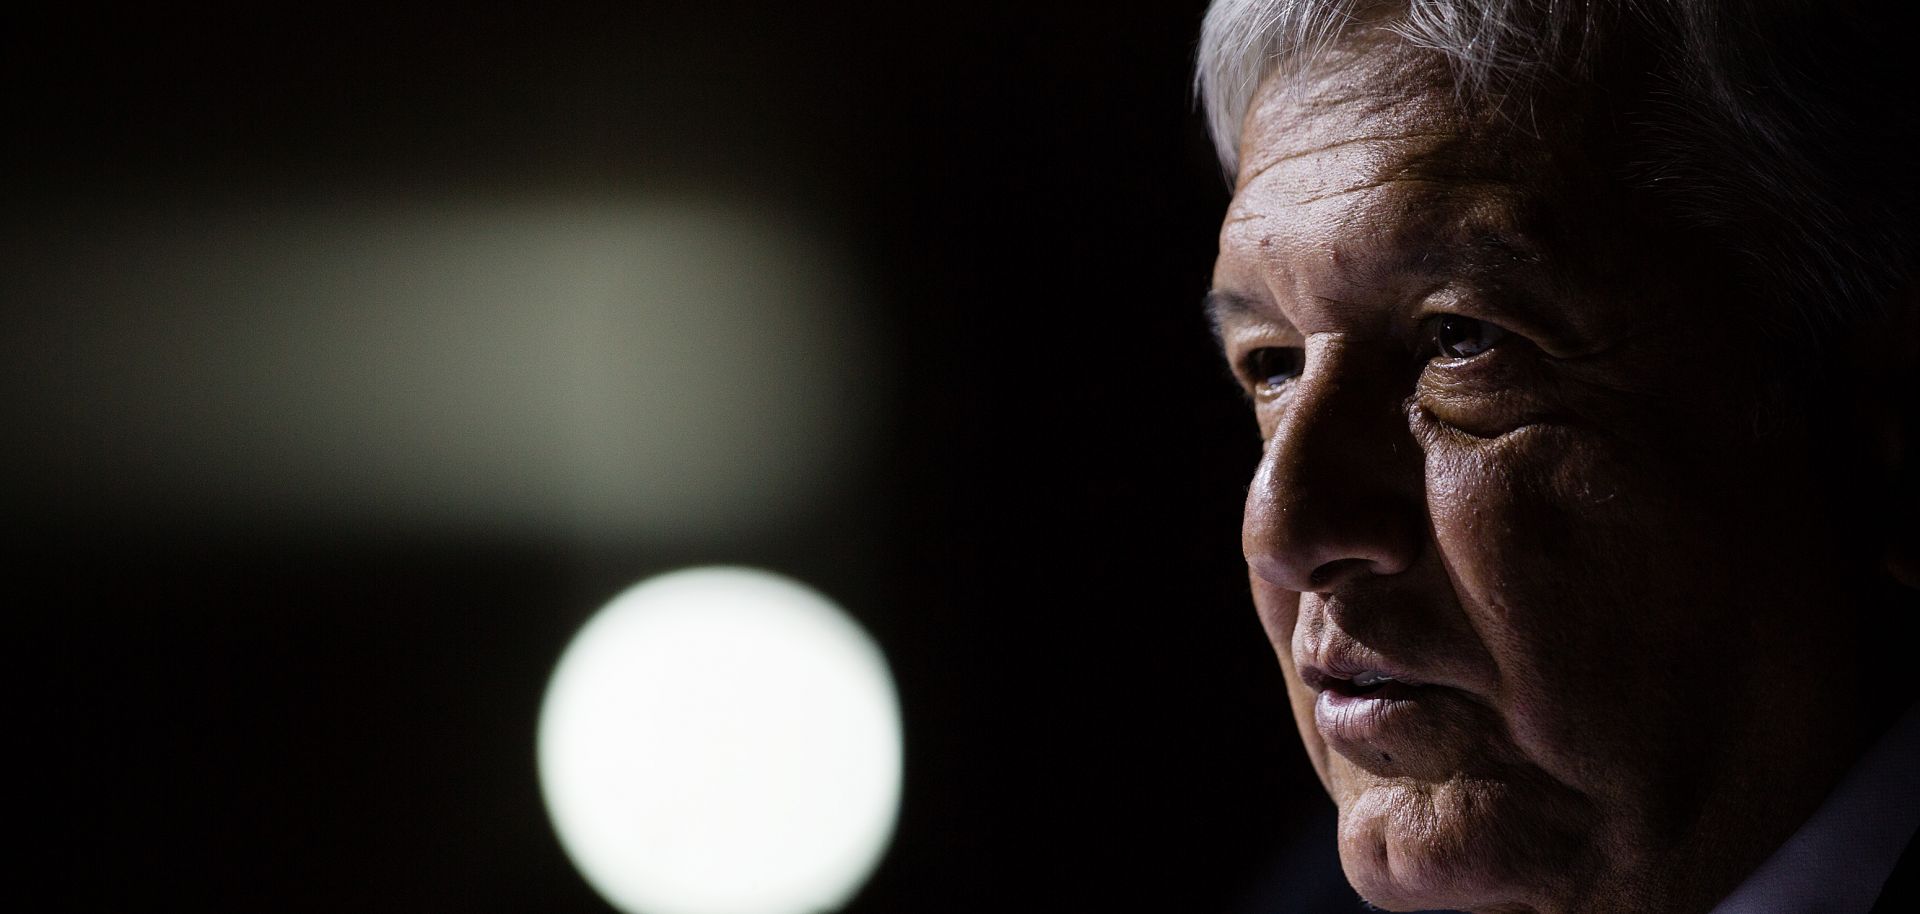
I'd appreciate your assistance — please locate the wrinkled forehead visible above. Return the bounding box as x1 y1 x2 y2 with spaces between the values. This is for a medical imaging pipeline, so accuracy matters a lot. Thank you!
1216 43 1639 338
1232 43 1477 194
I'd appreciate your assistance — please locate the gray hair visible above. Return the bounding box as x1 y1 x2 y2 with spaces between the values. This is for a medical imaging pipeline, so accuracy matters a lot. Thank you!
1194 0 1915 347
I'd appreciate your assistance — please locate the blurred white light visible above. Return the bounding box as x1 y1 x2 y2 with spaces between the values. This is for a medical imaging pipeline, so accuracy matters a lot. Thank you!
538 567 902 914
3 199 874 543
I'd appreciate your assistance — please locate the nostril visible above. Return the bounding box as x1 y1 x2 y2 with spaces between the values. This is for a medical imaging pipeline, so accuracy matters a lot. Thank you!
1307 557 1371 592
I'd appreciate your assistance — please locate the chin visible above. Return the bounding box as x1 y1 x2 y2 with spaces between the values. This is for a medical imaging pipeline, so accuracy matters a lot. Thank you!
1334 776 1554 914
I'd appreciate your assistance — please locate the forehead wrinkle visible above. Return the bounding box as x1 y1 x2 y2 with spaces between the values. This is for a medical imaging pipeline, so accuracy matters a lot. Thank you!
1236 107 1490 214
1225 150 1433 240
1236 43 1466 190
1229 122 1537 294
1284 173 1512 212
1226 174 1463 304
1234 131 1461 193
1222 53 1582 341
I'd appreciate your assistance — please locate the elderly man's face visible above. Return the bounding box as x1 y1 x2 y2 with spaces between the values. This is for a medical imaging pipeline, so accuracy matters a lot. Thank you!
1210 45 1878 913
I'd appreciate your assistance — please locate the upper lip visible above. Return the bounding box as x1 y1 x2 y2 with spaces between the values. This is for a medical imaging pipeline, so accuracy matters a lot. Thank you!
1299 646 1431 695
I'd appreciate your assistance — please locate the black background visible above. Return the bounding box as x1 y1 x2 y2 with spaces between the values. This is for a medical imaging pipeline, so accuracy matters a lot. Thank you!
12 3 1342 912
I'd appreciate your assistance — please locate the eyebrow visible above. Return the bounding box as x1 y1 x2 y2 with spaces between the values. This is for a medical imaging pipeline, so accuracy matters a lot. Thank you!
1203 289 1266 345
1415 229 1547 279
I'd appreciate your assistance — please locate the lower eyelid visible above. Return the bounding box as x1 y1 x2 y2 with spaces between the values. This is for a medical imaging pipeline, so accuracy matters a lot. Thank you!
1409 400 1545 445
1425 338 1522 372
1254 382 1298 410
1414 363 1555 432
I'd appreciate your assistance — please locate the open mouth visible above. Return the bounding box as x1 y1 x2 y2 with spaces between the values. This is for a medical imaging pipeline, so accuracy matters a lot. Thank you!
1325 670 1406 699
1300 660 1431 704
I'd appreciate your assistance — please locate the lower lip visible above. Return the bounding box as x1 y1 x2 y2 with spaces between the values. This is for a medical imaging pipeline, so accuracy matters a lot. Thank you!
1313 683 1426 750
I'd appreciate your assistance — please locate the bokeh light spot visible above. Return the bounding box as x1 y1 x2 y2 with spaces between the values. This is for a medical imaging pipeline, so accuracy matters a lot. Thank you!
538 567 902 914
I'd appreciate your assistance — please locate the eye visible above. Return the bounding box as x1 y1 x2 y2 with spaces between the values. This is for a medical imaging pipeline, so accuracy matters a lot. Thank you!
1424 314 1509 359
1241 346 1304 393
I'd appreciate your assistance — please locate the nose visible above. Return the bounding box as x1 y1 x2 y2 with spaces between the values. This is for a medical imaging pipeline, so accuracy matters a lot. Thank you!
1243 341 1423 593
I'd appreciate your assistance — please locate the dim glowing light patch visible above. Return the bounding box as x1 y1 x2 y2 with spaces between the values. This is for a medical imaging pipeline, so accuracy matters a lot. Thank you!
537 567 902 914
5 201 874 544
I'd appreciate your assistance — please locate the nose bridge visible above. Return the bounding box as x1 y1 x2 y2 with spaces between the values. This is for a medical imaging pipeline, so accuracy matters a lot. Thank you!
1244 339 1420 592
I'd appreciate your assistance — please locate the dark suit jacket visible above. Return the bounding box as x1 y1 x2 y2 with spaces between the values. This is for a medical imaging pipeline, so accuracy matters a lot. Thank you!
1868 831 1918 914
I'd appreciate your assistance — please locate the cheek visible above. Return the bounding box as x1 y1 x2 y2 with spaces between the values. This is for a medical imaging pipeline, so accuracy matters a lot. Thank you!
1421 425 1594 626
1420 424 1675 785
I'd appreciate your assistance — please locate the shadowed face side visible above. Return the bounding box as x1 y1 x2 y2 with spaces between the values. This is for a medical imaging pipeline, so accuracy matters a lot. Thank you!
1211 42 1880 914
